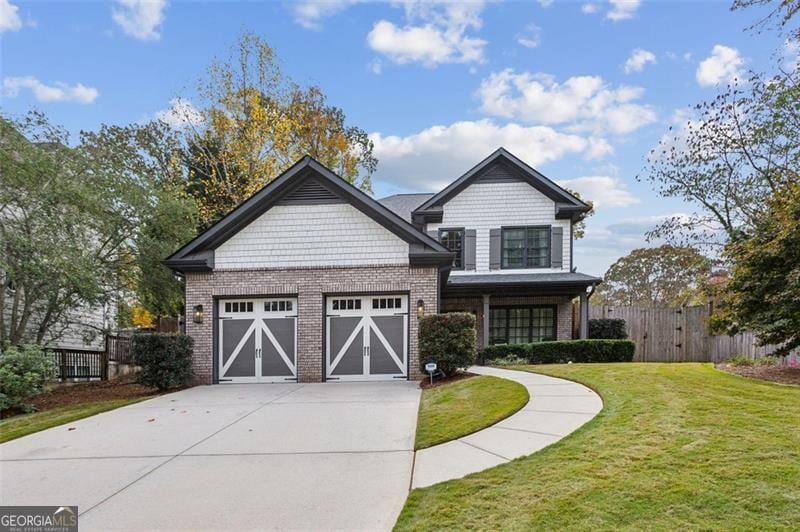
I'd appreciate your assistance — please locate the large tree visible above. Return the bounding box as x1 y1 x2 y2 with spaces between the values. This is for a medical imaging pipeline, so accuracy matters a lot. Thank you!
595 245 712 307
0 113 196 345
177 32 377 228
0 113 126 345
710 180 800 354
732 0 800 40
641 68 799 250
79 121 198 320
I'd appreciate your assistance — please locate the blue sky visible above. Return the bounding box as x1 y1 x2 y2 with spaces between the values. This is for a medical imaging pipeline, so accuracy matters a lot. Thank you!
1 0 793 275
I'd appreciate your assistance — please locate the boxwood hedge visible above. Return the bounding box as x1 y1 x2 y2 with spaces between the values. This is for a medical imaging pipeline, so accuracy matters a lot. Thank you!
482 339 635 364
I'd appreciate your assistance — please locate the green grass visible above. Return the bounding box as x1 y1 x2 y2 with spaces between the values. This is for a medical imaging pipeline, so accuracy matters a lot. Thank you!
0 397 152 444
415 375 529 449
398 363 800 530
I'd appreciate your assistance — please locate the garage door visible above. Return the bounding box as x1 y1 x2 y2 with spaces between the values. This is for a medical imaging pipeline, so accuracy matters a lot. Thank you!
218 298 297 383
326 295 408 381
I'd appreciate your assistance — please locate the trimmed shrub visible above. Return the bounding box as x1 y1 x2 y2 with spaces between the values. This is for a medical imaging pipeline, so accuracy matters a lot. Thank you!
419 312 477 375
727 355 754 367
0 344 56 412
588 318 628 339
482 339 635 364
133 334 194 390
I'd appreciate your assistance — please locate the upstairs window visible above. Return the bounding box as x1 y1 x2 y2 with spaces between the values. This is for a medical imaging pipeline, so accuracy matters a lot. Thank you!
502 226 550 269
439 228 464 270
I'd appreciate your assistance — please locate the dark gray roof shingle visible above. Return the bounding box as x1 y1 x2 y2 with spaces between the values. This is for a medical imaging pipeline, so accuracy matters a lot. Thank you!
378 193 434 222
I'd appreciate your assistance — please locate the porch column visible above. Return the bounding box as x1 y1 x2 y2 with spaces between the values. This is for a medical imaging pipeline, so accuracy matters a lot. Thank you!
482 294 490 348
579 292 589 339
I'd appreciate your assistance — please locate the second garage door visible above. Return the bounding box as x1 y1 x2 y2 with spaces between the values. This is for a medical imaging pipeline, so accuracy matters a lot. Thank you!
325 295 408 381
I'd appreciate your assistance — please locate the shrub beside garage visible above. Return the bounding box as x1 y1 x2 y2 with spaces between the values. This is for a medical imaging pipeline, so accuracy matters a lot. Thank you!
133 333 194 390
419 312 477 375
483 339 635 364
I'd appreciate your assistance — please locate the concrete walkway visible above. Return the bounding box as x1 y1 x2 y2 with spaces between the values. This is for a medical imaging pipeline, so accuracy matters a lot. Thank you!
1 381 421 531
412 366 602 488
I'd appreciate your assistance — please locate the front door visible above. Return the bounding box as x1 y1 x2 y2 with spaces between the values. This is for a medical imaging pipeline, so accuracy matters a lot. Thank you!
325 295 408 381
218 298 297 383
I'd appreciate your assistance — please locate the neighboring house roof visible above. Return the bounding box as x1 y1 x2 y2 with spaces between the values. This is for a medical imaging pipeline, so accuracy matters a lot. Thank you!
412 147 592 225
164 156 453 272
378 193 434 223
446 272 601 295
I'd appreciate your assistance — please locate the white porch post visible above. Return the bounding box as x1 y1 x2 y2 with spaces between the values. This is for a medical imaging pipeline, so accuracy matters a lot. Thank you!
482 294 490 348
579 292 589 339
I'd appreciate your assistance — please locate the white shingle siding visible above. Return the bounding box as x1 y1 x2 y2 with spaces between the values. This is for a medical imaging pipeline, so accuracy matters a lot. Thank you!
427 181 571 274
215 203 409 269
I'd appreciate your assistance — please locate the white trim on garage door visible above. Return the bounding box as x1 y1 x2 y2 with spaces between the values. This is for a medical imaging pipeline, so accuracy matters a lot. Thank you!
218 298 298 383
325 295 408 382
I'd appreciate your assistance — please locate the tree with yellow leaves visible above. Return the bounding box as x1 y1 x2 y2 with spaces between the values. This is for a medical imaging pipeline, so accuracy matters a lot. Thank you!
178 33 377 228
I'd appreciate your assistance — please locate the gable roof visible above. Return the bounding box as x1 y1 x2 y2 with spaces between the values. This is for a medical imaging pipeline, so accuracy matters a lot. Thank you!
165 156 452 272
412 147 591 224
378 193 434 223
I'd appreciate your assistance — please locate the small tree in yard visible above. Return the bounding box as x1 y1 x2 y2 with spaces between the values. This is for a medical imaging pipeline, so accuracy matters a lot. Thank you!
133 334 194 390
418 313 476 376
0 344 55 412
710 181 800 355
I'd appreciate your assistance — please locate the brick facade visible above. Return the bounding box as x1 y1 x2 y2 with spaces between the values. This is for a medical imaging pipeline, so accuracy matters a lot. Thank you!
441 294 575 347
185 265 439 384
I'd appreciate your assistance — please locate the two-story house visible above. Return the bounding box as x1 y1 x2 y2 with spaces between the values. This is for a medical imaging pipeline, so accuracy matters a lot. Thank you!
166 148 600 384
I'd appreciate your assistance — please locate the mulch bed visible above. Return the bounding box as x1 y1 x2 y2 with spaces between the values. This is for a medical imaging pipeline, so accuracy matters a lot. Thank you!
29 373 162 412
716 364 800 386
419 371 476 389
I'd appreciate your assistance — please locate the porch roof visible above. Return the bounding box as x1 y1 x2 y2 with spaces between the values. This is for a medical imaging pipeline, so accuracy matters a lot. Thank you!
443 271 602 296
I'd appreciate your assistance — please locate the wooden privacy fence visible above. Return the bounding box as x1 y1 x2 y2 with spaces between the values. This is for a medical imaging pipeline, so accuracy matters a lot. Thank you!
586 304 790 362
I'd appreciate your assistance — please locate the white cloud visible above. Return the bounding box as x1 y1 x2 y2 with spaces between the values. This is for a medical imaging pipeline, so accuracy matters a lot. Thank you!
290 0 361 30
696 45 744 87
607 0 640 21
624 48 656 73
576 212 691 275
370 119 612 191
155 98 203 128
581 3 600 14
476 69 657 135
0 0 21 33
537 0 554 7
517 24 541 49
367 2 487 66
557 176 640 208
112 0 167 41
782 39 799 72
3 76 99 104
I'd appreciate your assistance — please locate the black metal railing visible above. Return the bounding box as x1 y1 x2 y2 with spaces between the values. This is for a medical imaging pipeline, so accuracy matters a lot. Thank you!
46 348 107 382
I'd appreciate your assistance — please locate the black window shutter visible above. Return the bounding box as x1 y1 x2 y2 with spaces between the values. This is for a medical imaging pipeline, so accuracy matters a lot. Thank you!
551 226 563 269
489 228 501 270
464 229 476 270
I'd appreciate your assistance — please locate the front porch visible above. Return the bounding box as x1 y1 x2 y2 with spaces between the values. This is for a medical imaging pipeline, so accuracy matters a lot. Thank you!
441 272 601 348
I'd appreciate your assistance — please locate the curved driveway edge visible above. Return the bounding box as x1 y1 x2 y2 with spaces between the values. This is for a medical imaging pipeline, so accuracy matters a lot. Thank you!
411 366 602 489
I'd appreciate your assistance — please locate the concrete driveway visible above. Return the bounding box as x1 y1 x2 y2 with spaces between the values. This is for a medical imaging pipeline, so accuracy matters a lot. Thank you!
0 382 421 531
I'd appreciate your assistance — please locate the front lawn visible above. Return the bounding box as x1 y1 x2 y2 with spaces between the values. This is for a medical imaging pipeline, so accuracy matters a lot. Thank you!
415 374 529 449
0 397 151 443
398 363 800 530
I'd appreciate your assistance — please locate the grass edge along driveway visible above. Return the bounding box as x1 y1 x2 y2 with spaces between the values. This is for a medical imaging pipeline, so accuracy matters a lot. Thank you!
397 363 800 530
0 397 152 444
415 375 529 449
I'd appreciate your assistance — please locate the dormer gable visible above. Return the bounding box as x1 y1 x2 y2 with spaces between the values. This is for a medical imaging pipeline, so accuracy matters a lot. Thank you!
412 147 590 225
